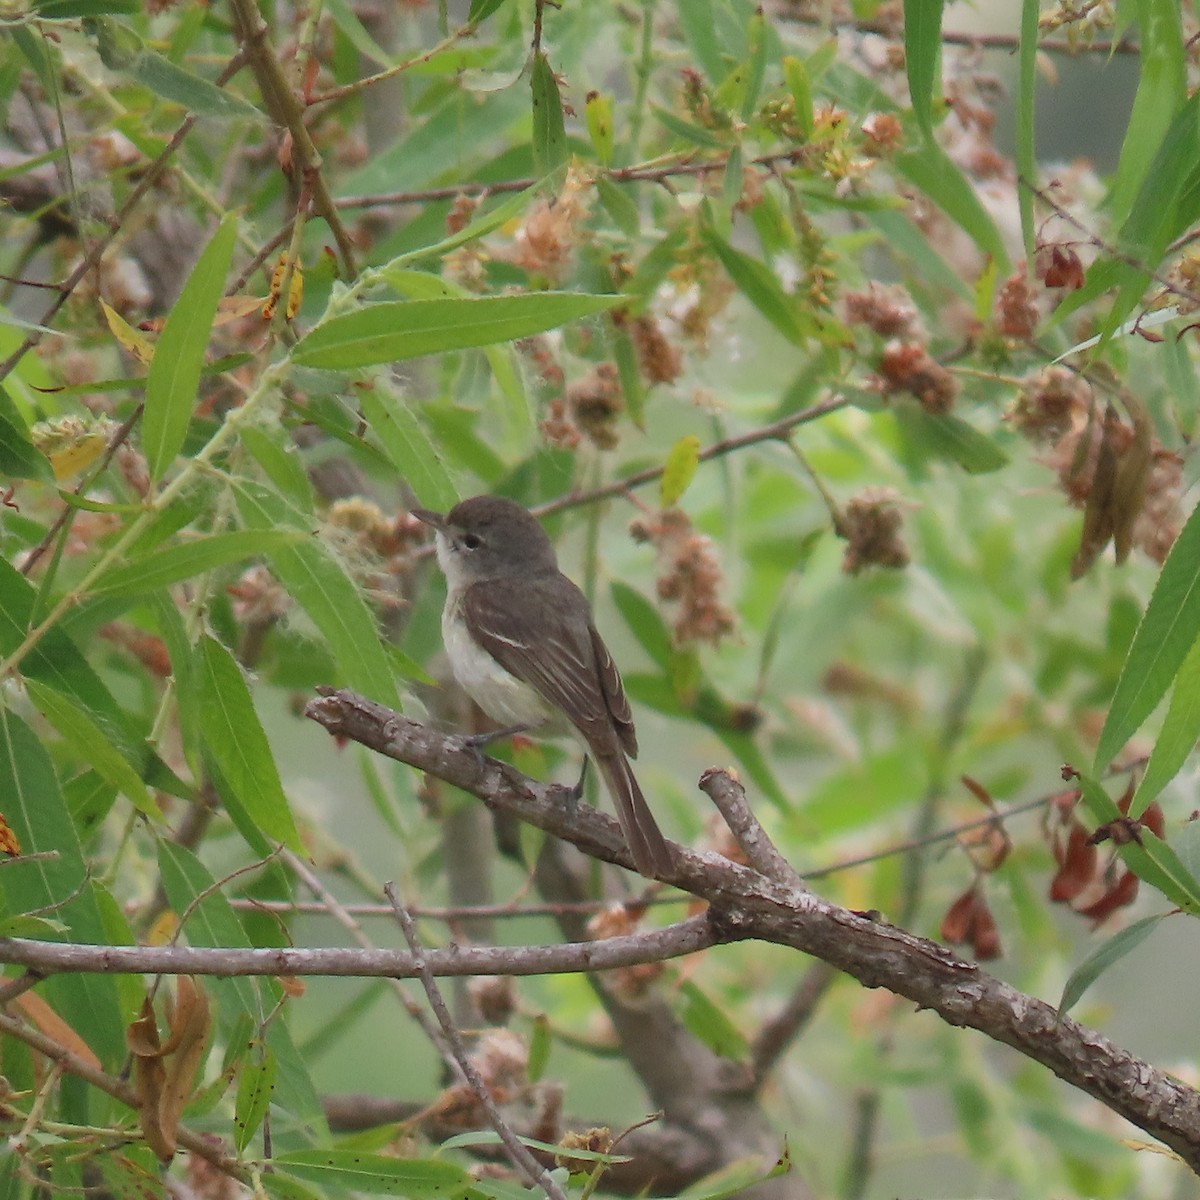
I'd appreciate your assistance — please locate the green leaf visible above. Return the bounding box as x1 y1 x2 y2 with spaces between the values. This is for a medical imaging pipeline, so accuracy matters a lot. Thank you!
903 0 943 140
0 559 185 796
1016 0 1038 263
1107 0 1185 226
156 841 259 1022
1077 775 1200 913
530 50 567 178
274 1151 473 1197
34 0 139 16
1095 501 1200 771
676 0 725 83
704 227 809 345
611 582 674 671
234 1041 277 1152
1058 913 1165 1015
383 176 557 274
679 981 749 1059
0 385 51 480
235 482 401 707
324 0 393 68
468 0 513 22
1132 634 1200 816
291 294 621 370
132 48 268 121
25 681 161 820
240 427 314 512
91 530 306 596
143 215 237 480
895 140 1009 271
359 386 459 512
84 18 265 120
652 106 725 149
900 409 1009 474
197 634 303 852
0 708 126 1066
527 1014 551 1084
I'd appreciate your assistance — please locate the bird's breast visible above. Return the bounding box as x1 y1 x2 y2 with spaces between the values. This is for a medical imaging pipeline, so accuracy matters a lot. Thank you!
442 596 554 727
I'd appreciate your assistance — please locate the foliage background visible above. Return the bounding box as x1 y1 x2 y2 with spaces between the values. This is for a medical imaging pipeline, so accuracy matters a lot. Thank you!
1 0 1200 1197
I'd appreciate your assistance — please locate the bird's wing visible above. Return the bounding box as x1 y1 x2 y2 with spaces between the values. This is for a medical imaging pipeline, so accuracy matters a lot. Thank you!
462 575 636 755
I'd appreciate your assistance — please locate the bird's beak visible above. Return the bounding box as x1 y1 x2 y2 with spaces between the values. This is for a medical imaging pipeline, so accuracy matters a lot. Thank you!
411 507 445 530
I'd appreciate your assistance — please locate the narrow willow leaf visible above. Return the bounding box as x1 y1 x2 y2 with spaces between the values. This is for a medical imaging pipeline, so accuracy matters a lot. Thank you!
91 530 306 597
903 0 943 140
468 0 513 21
324 0 392 68
895 140 1009 270
679 981 749 1060
275 1151 472 1197
704 228 808 345
660 435 701 507
0 385 51 480
1058 913 1164 1015
383 176 555 273
235 482 401 707
234 1041 277 1152
1077 775 1200 913
1016 0 1038 263
0 559 185 795
530 50 567 178
291 294 621 370
143 215 237 480
1132 635 1200 816
239 427 314 511
156 841 258 1022
0 709 126 1065
611 582 674 671
25 681 161 819
359 387 459 512
900 409 1009 474
197 634 303 852
1095 501 1200 771
1107 0 1185 226
676 0 724 83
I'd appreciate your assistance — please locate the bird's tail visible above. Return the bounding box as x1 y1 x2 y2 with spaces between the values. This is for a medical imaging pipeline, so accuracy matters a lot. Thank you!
597 752 674 878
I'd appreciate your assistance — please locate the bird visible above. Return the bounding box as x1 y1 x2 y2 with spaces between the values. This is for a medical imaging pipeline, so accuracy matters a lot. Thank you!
413 495 674 879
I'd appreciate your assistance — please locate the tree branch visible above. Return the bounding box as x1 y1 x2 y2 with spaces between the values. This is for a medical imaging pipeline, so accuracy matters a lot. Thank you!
300 690 1200 1174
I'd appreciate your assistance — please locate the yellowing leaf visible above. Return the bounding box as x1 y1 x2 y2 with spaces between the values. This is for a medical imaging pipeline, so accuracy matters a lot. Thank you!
147 910 178 946
660 435 701 508
0 811 21 857
101 300 155 366
264 253 303 322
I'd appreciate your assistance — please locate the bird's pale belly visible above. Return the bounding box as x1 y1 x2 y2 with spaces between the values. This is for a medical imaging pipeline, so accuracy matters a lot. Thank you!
442 608 554 728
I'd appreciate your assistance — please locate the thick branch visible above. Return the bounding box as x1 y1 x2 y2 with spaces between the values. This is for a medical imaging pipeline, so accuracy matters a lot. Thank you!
304 690 1200 1174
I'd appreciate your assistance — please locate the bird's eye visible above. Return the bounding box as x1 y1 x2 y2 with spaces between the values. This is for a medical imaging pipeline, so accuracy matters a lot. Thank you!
461 533 482 551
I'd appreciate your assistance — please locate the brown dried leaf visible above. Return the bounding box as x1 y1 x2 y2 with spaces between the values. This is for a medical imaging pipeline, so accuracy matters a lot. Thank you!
128 997 172 1161
1071 405 1121 578
17 992 101 1069
157 976 211 1155
1049 823 1097 902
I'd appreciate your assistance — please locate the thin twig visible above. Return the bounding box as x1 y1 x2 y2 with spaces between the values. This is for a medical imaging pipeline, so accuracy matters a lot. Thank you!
0 50 249 389
384 882 569 1200
282 848 455 1055
226 0 358 276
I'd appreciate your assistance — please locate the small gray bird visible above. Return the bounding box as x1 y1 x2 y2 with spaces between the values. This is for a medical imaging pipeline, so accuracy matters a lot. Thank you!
413 495 674 879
